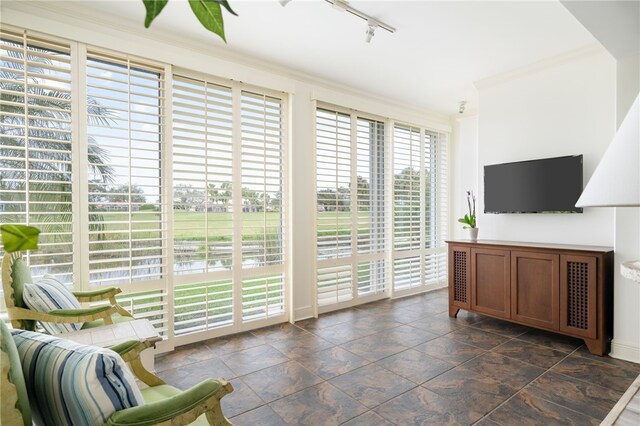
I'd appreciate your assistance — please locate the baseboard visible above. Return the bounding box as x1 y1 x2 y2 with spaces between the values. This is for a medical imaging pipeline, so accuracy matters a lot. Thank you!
293 306 314 322
610 340 640 364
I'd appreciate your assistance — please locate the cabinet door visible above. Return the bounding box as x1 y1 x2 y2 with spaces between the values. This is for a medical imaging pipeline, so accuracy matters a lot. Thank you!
511 251 559 330
560 255 597 339
471 248 510 319
449 245 471 310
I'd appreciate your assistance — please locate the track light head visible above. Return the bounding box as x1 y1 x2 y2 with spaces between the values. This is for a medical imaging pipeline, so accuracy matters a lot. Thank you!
365 21 378 43
279 0 293 6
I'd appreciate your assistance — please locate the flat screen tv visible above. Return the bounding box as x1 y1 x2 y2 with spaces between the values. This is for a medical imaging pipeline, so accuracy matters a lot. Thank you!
484 155 583 213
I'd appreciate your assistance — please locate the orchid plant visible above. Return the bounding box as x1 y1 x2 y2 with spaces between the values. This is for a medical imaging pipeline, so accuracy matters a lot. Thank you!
458 190 477 229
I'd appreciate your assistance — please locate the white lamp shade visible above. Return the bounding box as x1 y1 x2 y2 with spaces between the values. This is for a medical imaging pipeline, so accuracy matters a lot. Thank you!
576 94 640 207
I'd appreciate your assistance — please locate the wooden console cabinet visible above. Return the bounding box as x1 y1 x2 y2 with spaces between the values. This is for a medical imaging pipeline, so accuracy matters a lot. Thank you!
447 240 613 356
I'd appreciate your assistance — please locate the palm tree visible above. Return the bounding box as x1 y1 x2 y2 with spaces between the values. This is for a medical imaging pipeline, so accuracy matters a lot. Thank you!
0 40 114 248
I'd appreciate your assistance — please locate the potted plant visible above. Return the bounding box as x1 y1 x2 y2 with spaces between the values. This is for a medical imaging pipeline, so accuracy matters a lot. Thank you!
458 190 478 240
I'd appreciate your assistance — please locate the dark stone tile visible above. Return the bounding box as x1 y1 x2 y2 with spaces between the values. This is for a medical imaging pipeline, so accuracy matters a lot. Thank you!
390 295 425 309
573 345 640 373
154 342 214 372
486 389 600 426
375 324 440 347
376 349 454 384
329 364 417 408
157 357 236 389
342 411 394 426
382 307 430 324
311 321 371 345
403 301 448 316
351 316 404 334
424 367 517 415
526 371 622 420
414 336 486 365
295 309 359 332
553 354 639 393
470 317 531 338
436 310 486 325
515 329 583 353
205 331 268 357
493 339 568 369
408 316 465 336
267 332 334 359
221 378 265 418
374 386 484 425
295 346 370 380
269 382 367 425
340 332 409 362
230 405 286 426
474 418 502 426
220 344 289 376
446 326 509 350
241 360 323 403
460 352 545 389
251 322 310 341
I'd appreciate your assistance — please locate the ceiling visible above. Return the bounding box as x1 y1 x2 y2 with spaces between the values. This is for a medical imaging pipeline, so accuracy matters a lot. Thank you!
11 0 600 115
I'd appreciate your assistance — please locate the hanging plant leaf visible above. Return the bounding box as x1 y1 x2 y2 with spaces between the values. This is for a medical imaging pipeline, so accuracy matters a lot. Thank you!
189 0 226 42
0 224 41 253
212 0 237 16
143 0 169 28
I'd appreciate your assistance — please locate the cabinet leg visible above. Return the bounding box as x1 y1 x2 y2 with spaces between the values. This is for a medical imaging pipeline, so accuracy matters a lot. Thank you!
449 306 460 318
583 338 606 356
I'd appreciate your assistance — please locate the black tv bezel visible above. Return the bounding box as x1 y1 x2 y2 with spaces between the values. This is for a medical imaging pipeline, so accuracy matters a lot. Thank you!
484 154 584 214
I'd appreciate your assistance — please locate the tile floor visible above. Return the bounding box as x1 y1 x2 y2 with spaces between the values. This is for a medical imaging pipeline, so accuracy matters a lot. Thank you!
155 288 640 425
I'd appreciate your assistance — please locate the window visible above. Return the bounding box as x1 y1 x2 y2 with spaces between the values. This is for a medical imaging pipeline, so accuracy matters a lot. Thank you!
85 50 166 287
1 26 288 346
0 29 73 284
315 107 386 309
392 124 448 293
172 73 287 337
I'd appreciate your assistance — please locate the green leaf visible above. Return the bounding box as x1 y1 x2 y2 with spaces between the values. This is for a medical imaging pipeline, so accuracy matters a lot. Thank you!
143 0 169 28
0 225 40 253
457 218 468 224
212 0 238 16
189 0 226 42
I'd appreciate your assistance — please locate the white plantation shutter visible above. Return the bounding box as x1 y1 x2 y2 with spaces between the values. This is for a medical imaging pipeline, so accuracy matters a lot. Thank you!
171 72 287 335
172 75 233 274
0 29 74 283
240 90 286 323
392 124 449 293
85 50 166 286
316 109 352 260
240 90 285 268
315 107 386 309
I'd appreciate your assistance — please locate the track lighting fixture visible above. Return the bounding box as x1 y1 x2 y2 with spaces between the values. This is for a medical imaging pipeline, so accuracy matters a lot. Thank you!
458 101 467 114
365 21 378 43
278 0 395 43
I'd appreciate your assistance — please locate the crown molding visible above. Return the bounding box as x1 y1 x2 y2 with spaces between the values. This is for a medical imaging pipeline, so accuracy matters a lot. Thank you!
474 43 609 91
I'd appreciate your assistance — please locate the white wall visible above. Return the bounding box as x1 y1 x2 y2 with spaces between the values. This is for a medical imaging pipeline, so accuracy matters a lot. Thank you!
451 115 478 239
611 51 640 362
1 3 451 322
474 48 616 246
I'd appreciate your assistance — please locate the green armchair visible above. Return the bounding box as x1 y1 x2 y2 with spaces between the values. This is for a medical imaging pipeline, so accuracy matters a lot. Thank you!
1 252 133 332
0 321 234 426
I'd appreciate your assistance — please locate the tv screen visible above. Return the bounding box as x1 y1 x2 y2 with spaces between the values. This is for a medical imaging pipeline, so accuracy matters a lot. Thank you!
484 155 583 213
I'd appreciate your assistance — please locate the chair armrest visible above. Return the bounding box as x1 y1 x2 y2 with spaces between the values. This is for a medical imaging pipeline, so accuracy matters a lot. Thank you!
106 379 233 426
8 305 115 324
107 340 155 363
72 287 121 303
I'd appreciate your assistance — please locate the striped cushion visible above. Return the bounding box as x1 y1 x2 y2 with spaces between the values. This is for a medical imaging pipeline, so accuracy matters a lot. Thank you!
11 329 144 426
22 275 83 334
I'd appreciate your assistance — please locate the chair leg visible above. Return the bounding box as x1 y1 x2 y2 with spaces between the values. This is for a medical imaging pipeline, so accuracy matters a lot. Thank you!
204 401 232 426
